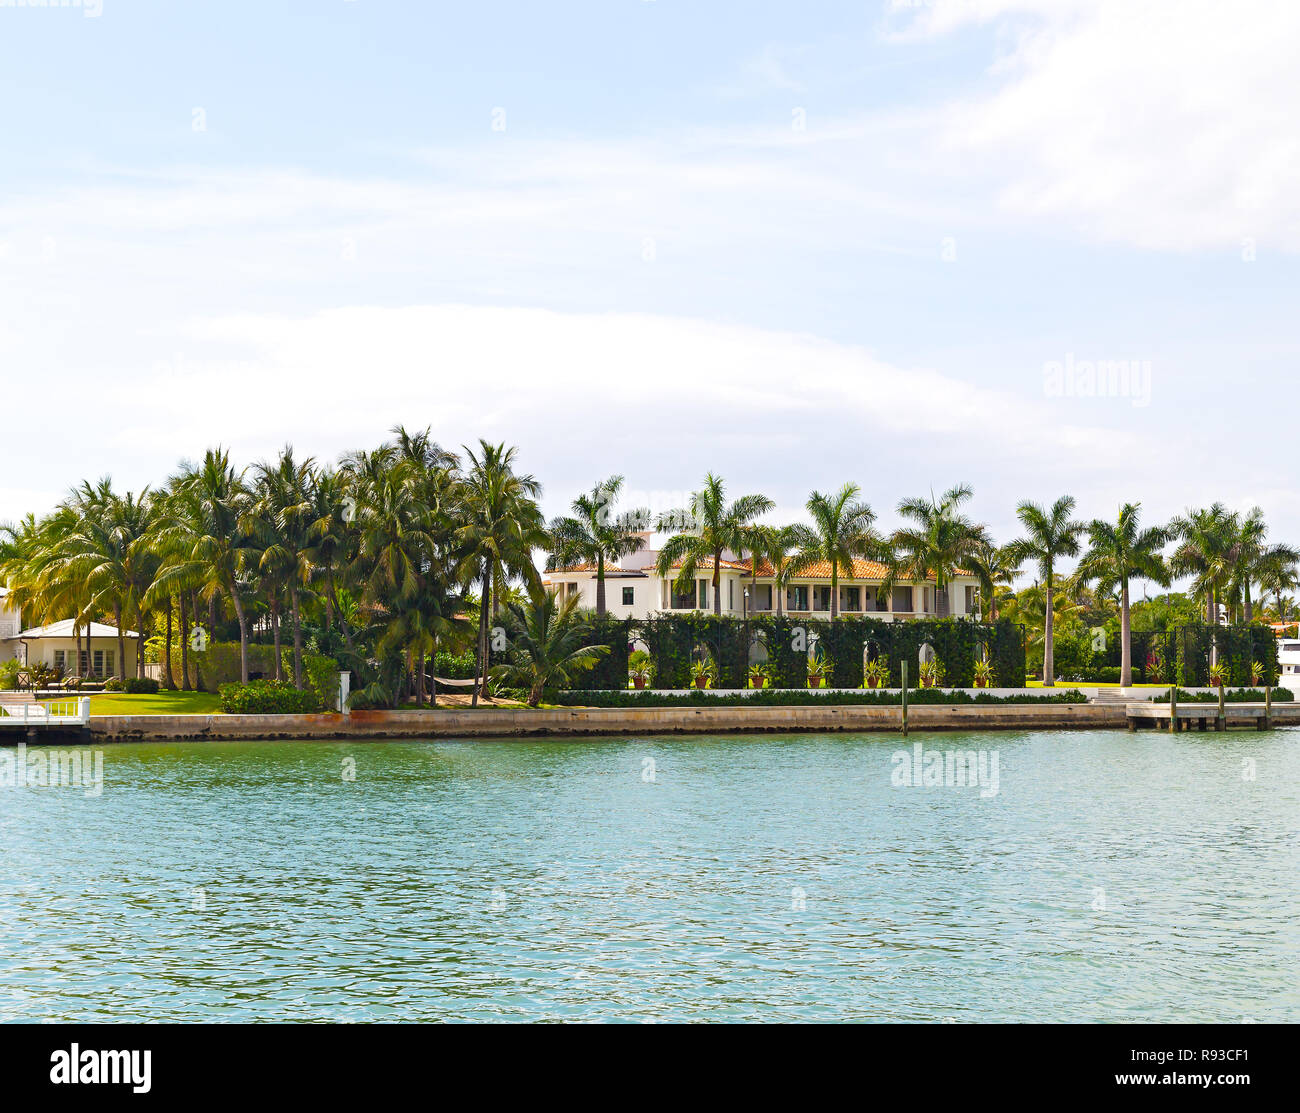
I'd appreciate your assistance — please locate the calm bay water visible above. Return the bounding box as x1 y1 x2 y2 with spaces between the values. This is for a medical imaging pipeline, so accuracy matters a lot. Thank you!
1 729 1296 1022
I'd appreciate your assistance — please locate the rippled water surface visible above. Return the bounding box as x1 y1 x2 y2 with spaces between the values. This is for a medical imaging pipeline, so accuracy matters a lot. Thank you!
1 730 1297 1022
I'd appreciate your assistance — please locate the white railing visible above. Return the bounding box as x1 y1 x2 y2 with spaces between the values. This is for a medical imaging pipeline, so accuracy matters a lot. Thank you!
0 697 90 726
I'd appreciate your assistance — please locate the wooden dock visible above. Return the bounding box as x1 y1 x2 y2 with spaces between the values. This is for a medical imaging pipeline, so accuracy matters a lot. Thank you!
1125 701 1282 731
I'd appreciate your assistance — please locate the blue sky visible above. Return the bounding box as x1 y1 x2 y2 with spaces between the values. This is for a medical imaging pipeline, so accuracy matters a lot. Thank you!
2 0 1298 555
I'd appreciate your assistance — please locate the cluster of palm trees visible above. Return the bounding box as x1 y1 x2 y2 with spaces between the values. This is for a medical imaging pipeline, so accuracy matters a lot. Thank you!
4 448 1296 702
552 475 1300 688
0 430 547 707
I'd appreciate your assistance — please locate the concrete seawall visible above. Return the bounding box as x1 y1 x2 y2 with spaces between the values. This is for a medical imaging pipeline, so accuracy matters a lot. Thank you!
87 703 1134 742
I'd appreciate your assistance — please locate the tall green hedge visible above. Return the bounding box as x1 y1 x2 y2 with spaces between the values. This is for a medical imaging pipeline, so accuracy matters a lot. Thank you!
605 614 1025 690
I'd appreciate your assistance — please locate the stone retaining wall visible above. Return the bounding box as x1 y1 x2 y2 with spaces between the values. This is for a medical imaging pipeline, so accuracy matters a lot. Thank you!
88 703 1130 742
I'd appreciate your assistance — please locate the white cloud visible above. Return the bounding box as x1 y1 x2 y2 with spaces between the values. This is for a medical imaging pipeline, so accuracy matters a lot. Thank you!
899 0 1300 251
3 303 1139 526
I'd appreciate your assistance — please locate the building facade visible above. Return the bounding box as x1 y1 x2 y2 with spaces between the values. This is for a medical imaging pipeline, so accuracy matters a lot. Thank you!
543 535 982 622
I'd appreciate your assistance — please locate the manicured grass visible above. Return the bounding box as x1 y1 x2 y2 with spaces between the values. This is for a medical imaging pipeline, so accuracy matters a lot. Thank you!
87 690 223 716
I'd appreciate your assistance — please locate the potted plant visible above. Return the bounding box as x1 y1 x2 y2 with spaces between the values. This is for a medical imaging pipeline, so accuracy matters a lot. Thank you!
748 662 769 689
918 658 944 689
1250 660 1266 687
862 658 888 690
1208 661 1228 687
972 658 993 689
629 650 653 691
690 658 715 690
806 655 832 689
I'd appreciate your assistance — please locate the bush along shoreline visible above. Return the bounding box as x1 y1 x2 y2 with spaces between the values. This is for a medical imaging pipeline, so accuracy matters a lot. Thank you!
551 688 1091 708
1145 687 1293 703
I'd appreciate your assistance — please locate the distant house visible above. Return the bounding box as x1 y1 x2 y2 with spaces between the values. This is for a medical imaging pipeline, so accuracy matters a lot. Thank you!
542 533 982 621
0 588 141 678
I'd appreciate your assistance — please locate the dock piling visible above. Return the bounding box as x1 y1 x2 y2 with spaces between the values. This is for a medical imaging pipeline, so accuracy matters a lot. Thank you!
900 661 908 738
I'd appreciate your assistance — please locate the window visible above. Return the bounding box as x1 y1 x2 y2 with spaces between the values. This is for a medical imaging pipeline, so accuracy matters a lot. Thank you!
965 585 977 614
787 585 809 611
812 585 833 611
672 583 697 609
728 580 734 610
841 586 861 612
698 579 709 609
54 650 66 671
891 587 913 612
622 586 634 606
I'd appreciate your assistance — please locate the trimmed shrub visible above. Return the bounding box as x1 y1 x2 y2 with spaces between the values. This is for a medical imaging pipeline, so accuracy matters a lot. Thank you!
1147 687 1293 703
218 680 324 714
103 677 124 691
123 677 160 694
552 688 1088 708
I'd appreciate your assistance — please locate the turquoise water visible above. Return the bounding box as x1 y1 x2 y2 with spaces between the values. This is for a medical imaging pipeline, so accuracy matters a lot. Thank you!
0 730 1296 1022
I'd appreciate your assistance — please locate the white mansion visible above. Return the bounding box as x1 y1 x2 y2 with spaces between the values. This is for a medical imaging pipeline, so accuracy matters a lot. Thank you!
543 534 982 621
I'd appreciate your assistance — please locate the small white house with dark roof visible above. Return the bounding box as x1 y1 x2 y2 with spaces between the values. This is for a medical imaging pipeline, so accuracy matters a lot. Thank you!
0 588 140 678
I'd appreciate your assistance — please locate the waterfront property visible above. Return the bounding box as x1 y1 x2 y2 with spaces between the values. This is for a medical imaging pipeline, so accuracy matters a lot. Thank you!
543 534 981 622
0 588 140 680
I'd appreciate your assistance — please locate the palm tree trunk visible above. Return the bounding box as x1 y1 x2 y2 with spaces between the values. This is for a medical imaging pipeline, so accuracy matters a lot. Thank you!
229 583 250 683
776 575 785 617
179 593 191 691
271 596 283 681
114 603 126 682
136 604 147 679
1043 568 1055 686
595 554 606 618
163 599 176 690
712 551 721 616
1244 580 1253 624
1119 578 1132 687
831 566 839 619
473 565 491 707
291 587 304 689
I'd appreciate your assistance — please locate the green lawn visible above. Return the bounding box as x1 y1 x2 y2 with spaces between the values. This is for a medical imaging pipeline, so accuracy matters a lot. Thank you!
87 690 223 716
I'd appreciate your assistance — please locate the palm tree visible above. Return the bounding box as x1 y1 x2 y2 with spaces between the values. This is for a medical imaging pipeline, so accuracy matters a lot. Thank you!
1075 503 1169 686
490 588 611 707
547 475 649 617
1259 550 1300 624
1227 507 1298 625
456 441 547 706
790 483 879 619
54 480 158 681
1006 495 1085 686
764 524 813 617
1169 504 1238 633
968 543 1020 622
305 466 359 657
249 447 318 688
157 449 256 682
884 484 990 617
655 474 773 615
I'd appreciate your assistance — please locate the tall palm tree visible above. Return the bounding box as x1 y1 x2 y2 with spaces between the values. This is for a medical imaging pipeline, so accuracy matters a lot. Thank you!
883 484 990 617
305 465 359 656
1259 550 1300 624
55 481 158 680
655 474 773 615
249 447 317 688
968 543 1020 622
157 449 256 682
1007 495 1085 686
764 524 813 617
1169 503 1238 633
490 588 611 707
547 475 649 617
1075 503 1169 686
1227 506 1298 625
791 483 879 619
456 441 547 706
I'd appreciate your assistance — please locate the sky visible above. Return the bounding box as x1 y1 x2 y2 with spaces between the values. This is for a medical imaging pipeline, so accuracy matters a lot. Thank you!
1 0 1298 558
